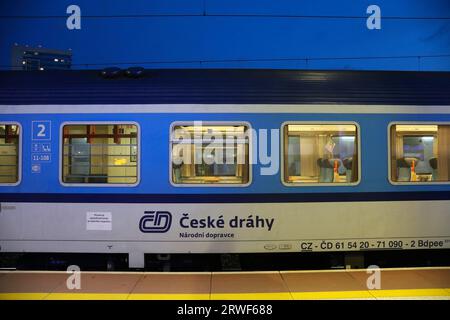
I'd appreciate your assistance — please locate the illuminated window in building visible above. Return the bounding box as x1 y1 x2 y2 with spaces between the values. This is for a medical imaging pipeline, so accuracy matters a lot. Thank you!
283 123 359 184
0 124 20 184
171 124 250 185
62 124 138 184
390 124 450 183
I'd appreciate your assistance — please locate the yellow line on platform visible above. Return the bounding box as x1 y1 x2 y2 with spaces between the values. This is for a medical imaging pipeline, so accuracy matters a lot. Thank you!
291 290 374 300
0 293 49 300
369 289 450 299
211 292 293 300
128 293 210 300
0 289 449 300
45 293 130 300
292 289 450 300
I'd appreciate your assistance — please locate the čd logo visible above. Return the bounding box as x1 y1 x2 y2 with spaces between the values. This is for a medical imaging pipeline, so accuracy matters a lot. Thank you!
139 211 172 233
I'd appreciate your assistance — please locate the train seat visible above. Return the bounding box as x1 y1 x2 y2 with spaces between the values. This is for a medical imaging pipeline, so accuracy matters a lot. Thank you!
327 158 345 182
397 158 412 182
317 158 345 182
317 158 325 182
343 157 353 182
429 157 438 181
317 158 333 182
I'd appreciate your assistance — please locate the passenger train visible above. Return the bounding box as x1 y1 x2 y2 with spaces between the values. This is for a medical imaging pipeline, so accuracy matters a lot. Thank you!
0 69 449 268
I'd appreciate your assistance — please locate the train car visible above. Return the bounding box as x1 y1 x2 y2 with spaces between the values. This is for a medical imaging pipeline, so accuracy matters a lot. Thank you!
0 69 450 268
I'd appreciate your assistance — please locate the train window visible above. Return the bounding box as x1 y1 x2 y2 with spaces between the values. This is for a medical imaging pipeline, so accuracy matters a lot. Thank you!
389 124 450 183
283 123 359 185
0 124 20 184
170 123 250 185
62 124 138 185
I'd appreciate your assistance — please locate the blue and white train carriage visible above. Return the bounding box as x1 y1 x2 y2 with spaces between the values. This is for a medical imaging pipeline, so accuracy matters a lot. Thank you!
0 69 449 268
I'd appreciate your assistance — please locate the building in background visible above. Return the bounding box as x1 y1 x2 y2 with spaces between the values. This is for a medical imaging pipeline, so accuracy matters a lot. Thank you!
11 44 72 70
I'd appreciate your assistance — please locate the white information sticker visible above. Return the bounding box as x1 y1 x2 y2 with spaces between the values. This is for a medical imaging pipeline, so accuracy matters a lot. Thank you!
86 212 112 231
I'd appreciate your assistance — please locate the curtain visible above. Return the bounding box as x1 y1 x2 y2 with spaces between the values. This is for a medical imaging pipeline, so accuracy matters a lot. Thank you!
299 136 316 177
390 126 403 181
396 135 403 159
437 126 450 181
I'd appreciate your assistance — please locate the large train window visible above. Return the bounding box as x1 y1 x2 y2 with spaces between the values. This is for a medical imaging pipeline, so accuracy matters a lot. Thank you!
61 123 139 185
0 123 20 184
389 123 450 183
282 123 360 185
170 123 251 185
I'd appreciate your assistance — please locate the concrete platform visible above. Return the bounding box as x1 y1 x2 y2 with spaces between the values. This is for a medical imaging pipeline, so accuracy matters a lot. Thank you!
0 267 449 300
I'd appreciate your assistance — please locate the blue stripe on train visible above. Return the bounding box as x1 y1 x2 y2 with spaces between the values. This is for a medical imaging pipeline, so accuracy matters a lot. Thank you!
0 191 449 203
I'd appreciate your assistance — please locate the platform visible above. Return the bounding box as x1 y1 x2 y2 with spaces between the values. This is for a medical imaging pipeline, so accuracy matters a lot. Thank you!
0 267 449 300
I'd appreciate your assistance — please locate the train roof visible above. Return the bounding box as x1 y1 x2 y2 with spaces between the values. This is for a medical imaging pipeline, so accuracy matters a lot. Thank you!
0 69 450 105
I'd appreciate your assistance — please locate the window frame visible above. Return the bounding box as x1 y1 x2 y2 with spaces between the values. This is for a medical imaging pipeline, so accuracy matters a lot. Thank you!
387 121 450 186
59 121 140 187
280 121 361 187
0 122 22 186
169 121 253 187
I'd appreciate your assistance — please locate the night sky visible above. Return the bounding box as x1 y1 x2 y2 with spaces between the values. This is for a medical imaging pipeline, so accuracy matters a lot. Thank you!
1 0 449 70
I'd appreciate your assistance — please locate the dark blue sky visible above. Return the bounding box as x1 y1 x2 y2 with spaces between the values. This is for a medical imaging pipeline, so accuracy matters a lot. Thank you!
1 0 449 70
